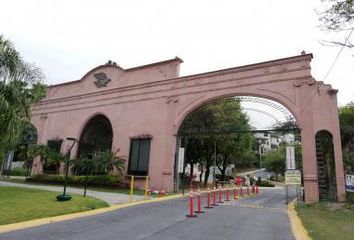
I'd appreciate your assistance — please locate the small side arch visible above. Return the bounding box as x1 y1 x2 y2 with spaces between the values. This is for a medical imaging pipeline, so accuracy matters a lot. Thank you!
315 129 337 201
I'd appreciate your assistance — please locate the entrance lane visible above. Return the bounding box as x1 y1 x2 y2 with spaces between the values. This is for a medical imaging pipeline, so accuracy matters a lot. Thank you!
0 189 294 240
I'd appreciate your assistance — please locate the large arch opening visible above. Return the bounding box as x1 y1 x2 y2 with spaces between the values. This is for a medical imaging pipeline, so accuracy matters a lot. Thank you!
315 130 337 201
175 96 302 192
77 115 113 159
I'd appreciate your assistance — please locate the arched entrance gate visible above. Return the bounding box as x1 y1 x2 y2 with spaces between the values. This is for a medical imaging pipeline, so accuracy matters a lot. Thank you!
31 53 345 202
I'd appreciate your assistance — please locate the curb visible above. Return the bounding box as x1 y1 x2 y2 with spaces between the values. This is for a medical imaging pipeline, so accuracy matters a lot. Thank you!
0 194 184 234
287 201 312 240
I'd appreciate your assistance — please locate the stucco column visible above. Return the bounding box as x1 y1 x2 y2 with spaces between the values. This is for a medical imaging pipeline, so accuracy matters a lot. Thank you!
332 127 346 201
301 126 319 203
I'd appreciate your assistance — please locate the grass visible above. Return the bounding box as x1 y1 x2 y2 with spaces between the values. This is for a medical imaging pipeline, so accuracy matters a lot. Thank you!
296 198 354 240
0 177 145 195
0 186 109 225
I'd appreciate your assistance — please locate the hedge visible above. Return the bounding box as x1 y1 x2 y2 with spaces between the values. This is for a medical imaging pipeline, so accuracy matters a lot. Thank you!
27 174 126 188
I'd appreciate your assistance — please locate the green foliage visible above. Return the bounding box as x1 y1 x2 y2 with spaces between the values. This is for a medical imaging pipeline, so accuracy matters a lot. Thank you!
27 174 123 187
9 167 27 176
296 202 354 240
179 98 255 183
0 35 46 153
339 105 354 148
343 149 354 172
263 143 302 178
319 0 354 31
347 191 354 203
258 180 275 187
318 0 354 48
339 104 354 171
263 145 285 178
28 144 64 173
72 149 125 176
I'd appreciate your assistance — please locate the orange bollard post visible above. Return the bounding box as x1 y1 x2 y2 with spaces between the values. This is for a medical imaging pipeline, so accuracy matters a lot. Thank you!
186 188 197 218
225 184 230 201
195 186 205 214
234 185 238 200
204 184 213 209
211 182 218 206
217 183 224 203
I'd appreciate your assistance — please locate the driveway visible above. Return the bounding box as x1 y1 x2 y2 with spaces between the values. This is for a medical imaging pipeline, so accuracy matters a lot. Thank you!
0 188 295 240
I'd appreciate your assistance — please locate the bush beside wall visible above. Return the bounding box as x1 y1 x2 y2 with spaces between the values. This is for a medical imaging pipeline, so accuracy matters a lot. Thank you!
27 174 126 188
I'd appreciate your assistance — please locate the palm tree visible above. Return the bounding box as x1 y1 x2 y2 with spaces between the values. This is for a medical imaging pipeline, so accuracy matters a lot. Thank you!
93 149 125 175
0 35 45 174
28 144 64 174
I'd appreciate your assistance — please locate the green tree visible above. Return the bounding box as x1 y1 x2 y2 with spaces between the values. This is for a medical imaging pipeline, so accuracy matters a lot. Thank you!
263 145 286 180
92 149 125 175
319 0 354 47
28 144 64 174
339 104 354 171
179 98 254 184
0 35 45 166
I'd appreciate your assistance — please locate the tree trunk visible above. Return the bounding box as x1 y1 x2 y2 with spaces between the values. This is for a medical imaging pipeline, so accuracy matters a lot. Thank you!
204 166 210 187
199 161 204 184
189 163 194 185
221 168 226 182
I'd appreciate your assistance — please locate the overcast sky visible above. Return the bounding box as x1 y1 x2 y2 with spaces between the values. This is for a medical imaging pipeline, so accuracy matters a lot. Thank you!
1 0 353 105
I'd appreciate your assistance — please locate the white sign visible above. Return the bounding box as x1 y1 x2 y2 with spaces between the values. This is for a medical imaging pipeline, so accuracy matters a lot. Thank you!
285 170 301 185
178 148 185 173
346 174 354 191
286 145 295 170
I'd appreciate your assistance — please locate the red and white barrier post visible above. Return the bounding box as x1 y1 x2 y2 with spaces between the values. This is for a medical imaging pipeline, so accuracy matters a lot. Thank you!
225 184 230 201
217 183 224 203
186 187 197 218
233 184 238 200
195 186 204 214
205 184 213 209
211 182 218 206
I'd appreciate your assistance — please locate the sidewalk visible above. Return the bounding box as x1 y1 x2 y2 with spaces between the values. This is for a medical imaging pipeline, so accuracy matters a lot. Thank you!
0 181 144 205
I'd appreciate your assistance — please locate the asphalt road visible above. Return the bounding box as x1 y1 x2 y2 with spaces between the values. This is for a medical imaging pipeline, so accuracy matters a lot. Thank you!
0 188 295 240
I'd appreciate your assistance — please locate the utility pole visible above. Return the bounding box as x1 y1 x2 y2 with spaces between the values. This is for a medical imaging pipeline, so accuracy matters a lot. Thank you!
213 141 217 183
258 140 262 169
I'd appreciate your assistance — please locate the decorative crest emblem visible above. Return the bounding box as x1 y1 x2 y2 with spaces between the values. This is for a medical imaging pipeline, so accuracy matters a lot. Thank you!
93 72 111 88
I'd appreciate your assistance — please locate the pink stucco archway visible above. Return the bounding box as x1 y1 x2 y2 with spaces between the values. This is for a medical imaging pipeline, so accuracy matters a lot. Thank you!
31 54 345 202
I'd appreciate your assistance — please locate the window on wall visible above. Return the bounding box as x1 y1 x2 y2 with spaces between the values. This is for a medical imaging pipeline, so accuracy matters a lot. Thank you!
128 138 151 176
47 140 63 153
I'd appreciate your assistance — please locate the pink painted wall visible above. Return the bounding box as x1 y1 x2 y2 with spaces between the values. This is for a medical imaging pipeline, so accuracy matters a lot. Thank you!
31 54 345 202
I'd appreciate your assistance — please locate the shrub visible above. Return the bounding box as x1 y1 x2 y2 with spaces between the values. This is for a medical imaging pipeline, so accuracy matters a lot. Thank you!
258 180 275 187
347 192 354 203
27 174 124 187
10 167 27 176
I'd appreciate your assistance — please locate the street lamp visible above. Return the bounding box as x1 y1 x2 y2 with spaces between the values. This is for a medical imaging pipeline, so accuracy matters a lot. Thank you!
56 137 77 201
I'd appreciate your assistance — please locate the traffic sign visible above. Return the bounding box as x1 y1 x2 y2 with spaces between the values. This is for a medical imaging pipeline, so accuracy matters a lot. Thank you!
285 170 301 185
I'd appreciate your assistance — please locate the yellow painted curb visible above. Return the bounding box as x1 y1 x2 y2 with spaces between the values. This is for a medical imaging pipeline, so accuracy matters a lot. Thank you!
0 193 184 234
287 201 312 240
